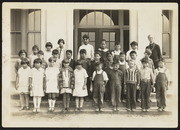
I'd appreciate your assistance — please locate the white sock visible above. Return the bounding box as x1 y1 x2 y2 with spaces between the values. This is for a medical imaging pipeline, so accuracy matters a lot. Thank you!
37 97 42 108
52 100 56 108
48 99 52 108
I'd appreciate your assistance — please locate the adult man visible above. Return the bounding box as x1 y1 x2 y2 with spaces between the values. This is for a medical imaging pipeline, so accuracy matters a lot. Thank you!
77 34 94 60
146 35 162 69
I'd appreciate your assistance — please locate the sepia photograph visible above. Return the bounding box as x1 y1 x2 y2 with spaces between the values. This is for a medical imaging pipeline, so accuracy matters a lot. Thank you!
2 2 178 127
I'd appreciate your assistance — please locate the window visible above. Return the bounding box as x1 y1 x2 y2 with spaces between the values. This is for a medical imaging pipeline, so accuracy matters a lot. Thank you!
162 10 172 58
11 9 41 56
79 10 119 26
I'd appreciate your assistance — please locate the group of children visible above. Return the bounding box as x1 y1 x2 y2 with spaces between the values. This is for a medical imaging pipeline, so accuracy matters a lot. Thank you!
15 36 169 113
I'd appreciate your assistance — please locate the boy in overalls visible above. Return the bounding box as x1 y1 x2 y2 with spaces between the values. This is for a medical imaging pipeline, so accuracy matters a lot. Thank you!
154 59 169 111
90 62 108 111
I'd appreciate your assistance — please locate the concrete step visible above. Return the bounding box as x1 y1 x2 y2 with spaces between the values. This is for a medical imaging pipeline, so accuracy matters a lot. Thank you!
11 97 170 109
11 104 172 116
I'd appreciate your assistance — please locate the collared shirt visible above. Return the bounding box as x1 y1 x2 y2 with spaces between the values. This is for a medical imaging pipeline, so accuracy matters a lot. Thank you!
77 44 94 60
140 67 154 82
119 60 129 68
154 67 170 82
112 50 121 57
92 70 109 81
133 59 143 70
98 48 109 52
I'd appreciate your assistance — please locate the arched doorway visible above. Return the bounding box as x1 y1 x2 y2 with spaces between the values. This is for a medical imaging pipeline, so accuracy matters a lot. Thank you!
74 10 129 59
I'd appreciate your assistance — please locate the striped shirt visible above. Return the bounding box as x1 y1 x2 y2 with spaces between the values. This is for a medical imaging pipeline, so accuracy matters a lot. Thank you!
124 67 140 85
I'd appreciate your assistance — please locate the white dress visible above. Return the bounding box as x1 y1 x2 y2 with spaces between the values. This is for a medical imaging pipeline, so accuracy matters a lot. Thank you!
44 50 52 63
29 54 38 68
30 68 45 97
45 67 59 93
73 68 88 97
17 67 31 93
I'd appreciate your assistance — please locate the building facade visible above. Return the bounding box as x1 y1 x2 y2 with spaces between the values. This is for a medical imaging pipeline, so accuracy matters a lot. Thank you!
2 3 178 82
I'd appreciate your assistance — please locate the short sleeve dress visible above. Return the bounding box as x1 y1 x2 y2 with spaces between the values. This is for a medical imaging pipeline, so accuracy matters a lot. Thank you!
45 67 59 93
17 67 31 94
30 68 45 97
73 68 88 97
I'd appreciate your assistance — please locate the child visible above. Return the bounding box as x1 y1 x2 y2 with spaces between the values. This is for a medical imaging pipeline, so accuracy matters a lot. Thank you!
29 45 39 68
58 59 75 111
45 57 60 112
37 50 48 69
126 41 141 61
78 49 91 100
64 50 75 70
73 60 88 111
44 42 53 63
15 58 31 110
108 62 123 111
142 49 155 72
119 52 129 102
124 60 140 111
56 39 66 61
104 51 114 101
139 58 154 112
15 50 29 73
77 34 94 60
52 49 62 69
90 62 109 111
130 51 142 102
90 51 102 77
112 41 121 62
29 58 45 112
98 39 109 63
154 59 169 111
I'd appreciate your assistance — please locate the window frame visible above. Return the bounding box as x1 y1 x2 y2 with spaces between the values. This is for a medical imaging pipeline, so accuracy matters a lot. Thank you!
162 10 172 59
10 9 42 58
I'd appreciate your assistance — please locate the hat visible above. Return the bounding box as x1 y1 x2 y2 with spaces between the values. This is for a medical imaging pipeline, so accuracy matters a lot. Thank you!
62 59 70 64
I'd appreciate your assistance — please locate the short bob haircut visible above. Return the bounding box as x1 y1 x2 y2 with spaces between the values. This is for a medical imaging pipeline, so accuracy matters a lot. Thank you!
130 41 138 46
45 42 53 48
21 58 29 65
48 57 56 63
115 41 120 46
94 51 101 57
38 50 44 55
130 50 137 55
32 45 39 51
57 39 65 45
120 52 126 56
141 58 149 64
18 50 27 57
33 58 42 64
52 49 59 55
80 49 87 54
66 50 72 54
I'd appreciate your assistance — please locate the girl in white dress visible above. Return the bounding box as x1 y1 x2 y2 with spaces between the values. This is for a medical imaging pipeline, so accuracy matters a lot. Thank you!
45 57 60 112
73 60 88 111
15 58 31 110
29 58 45 113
